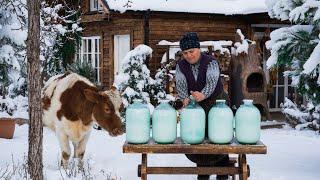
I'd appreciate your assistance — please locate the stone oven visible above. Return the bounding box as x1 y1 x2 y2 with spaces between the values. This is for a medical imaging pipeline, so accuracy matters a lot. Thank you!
231 35 271 120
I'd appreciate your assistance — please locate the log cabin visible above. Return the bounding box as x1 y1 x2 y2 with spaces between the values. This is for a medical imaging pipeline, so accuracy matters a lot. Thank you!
78 0 295 118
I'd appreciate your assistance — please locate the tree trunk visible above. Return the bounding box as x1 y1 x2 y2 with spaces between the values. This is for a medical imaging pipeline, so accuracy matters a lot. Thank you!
27 0 43 179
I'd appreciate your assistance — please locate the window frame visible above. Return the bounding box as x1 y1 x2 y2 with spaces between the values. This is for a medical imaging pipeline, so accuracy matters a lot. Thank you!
77 36 101 83
89 0 103 12
113 34 131 76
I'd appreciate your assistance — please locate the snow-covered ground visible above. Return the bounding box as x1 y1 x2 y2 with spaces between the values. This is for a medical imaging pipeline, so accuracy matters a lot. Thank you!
1 124 319 180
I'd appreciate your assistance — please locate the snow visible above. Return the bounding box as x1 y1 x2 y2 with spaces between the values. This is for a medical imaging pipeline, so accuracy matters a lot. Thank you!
1 124 320 179
302 41 320 75
265 25 313 68
120 44 153 70
0 95 28 119
104 0 268 15
266 0 320 23
233 29 250 55
289 0 320 23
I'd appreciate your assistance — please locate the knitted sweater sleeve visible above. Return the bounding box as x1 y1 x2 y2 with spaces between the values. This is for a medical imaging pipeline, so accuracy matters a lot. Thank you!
175 64 189 100
201 61 220 99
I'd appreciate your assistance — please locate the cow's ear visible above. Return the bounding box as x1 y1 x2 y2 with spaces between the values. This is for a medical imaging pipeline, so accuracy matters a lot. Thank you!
83 89 100 103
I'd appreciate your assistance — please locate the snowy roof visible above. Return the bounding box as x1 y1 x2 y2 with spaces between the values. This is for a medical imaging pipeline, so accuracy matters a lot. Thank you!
103 0 268 15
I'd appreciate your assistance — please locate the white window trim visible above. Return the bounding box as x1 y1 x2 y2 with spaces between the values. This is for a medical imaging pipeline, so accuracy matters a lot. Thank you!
114 34 131 76
78 36 101 83
267 70 294 112
90 0 103 12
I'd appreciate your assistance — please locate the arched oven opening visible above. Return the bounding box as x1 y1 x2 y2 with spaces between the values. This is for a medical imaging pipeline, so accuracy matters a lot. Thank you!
247 73 264 92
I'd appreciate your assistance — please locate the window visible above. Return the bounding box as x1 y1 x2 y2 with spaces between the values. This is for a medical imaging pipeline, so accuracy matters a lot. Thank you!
268 68 296 111
77 36 101 82
90 0 102 11
114 34 130 75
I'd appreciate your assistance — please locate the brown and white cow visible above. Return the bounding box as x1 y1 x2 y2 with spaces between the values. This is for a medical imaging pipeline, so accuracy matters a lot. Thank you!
42 72 124 167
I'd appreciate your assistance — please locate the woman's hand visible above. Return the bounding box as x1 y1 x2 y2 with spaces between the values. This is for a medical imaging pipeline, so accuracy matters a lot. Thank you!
190 91 205 102
183 97 190 107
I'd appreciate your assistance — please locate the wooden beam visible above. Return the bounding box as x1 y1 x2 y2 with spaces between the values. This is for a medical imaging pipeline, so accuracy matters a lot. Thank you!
251 24 290 28
146 167 240 175
123 138 267 154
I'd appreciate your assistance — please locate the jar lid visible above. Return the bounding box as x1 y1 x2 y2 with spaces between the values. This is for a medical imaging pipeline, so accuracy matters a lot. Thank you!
133 99 143 102
159 99 170 103
243 99 253 104
216 99 226 103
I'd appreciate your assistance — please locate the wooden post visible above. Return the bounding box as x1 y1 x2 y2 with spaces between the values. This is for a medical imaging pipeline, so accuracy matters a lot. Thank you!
239 154 248 180
141 153 148 180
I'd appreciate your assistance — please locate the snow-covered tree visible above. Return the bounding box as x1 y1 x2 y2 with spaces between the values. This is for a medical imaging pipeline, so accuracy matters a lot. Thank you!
40 0 82 80
0 0 82 117
114 44 166 108
266 0 320 104
266 0 320 130
282 97 320 131
0 0 28 98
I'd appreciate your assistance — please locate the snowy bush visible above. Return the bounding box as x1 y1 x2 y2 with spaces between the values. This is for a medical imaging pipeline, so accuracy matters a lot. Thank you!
0 95 28 119
282 98 320 132
0 155 29 180
0 155 118 180
114 44 166 108
59 158 119 180
68 60 97 83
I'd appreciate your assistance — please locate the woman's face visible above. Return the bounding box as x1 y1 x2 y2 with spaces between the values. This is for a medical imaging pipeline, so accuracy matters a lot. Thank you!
182 48 201 64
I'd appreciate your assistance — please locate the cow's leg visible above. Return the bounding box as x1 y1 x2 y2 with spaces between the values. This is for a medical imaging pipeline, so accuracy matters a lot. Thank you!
56 129 71 168
75 131 91 160
74 131 91 169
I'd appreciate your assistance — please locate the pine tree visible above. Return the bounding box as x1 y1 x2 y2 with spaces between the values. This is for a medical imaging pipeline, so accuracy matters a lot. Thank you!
266 0 320 130
0 0 27 98
266 0 320 104
114 44 166 108
40 0 82 81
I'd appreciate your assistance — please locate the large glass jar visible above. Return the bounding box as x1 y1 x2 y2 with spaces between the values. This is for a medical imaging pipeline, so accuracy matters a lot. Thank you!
208 100 233 144
235 99 261 144
180 96 205 144
125 99 150 144
152 99 177 144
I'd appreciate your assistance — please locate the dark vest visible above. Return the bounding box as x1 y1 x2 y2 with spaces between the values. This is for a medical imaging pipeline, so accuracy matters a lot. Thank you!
177 53 223 109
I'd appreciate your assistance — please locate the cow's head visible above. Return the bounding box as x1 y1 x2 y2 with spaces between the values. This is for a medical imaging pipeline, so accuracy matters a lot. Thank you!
83 87 124 136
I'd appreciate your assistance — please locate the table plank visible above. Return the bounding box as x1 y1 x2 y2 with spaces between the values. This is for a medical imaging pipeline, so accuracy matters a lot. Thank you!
146 167 240 175
123 138 267 154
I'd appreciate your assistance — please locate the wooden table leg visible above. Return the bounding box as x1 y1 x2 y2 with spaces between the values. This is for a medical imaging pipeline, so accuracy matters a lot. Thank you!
141 153 147 180
239 154 248 180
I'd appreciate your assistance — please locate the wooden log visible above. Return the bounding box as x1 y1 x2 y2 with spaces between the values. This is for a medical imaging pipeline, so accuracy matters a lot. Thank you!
239 154 248 180
141 154 147 180
146 166 240 175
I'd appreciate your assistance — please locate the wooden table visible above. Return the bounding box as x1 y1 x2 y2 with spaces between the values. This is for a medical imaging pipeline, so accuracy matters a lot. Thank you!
123 138 267 180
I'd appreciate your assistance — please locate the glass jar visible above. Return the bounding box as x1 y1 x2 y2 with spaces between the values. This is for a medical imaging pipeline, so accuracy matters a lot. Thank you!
180 96 205 144
125 99 150 144
235 99 261 144
208 100 234 144
152 99 177 144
